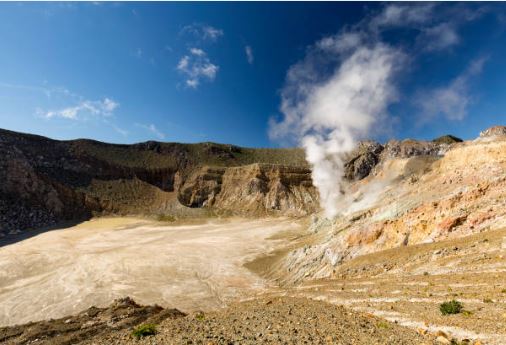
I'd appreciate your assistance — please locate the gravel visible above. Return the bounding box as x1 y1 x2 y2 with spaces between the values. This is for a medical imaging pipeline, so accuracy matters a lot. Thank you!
84 297 430 345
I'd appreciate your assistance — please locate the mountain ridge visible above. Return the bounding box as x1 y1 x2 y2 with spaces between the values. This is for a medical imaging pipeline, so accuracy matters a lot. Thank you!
0 127 473 239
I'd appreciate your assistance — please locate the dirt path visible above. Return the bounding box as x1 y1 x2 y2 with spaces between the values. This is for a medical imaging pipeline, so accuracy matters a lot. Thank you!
0 217 303 326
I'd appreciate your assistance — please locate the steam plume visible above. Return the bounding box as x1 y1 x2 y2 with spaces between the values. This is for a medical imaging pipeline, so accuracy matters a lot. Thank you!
270 33 403 218
270 4 489 218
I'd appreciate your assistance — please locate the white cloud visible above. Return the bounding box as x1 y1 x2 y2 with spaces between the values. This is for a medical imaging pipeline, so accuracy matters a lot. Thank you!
415 57 487 122
1 81 126 137
421 23 460 51
177 48 219 89
136 123 165 140
177 23 222 89
190 47 205 56
371 3 435 29
0 82 74 99
39 98 119 120
102 98 119 112
202 25 223 41
245 45 254 64
316 32 364 54
180 23 223 42
370 3 489 52
186 79 199 89
177 56 190 70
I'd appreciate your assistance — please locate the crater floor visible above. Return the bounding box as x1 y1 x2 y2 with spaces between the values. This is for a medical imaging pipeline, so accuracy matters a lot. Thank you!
0 217 302 326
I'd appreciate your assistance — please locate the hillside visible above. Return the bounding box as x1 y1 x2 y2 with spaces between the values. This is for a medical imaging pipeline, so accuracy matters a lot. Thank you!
0 128 313 239
0 127 463 240
272 130 506 284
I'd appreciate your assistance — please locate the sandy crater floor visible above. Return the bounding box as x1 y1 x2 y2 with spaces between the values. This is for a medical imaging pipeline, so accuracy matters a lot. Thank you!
0 217 302 326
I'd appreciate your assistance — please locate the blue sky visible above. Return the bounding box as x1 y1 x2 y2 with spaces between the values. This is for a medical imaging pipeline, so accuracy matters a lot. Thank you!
0 2 505 147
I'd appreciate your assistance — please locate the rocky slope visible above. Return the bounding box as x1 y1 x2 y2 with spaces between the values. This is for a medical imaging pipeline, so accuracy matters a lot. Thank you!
1 297 431 345
285 225 506 344
271 127 506 284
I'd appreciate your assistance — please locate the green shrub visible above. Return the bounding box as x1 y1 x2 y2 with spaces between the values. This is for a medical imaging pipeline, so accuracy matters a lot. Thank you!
377 321 390 329
440 300 463 315
156 214 176 222
132 324 157 339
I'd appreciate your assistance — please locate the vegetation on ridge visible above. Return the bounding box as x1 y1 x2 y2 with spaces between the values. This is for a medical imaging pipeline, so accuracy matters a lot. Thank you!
439 300 463 315
131 323 157 339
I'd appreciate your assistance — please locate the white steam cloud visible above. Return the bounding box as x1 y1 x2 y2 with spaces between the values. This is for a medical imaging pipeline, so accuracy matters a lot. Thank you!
270 3 488 218
271 36 403 218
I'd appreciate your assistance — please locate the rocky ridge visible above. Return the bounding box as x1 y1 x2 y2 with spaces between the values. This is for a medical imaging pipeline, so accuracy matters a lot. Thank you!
480 125 506 138
0 297 186 345
0 127 459 239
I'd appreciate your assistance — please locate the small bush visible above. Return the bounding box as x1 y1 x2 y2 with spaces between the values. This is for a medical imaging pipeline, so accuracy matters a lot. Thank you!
483 298 493 303
440 300 463 315
377 321 390 329
156 214 176 222
132 324 157 339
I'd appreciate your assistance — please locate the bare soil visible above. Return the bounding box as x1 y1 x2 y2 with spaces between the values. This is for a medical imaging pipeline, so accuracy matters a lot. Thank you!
0 217 302 326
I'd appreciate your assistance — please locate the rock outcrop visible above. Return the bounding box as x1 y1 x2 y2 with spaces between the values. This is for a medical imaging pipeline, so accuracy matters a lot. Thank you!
343 138 455 181
344 141 384 181
432 134 463 144
381 139 451 159
178 164 318 216
479 125 506 138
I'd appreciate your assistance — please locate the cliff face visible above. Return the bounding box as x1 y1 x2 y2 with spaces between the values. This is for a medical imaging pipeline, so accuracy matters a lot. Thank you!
178 164 318 216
